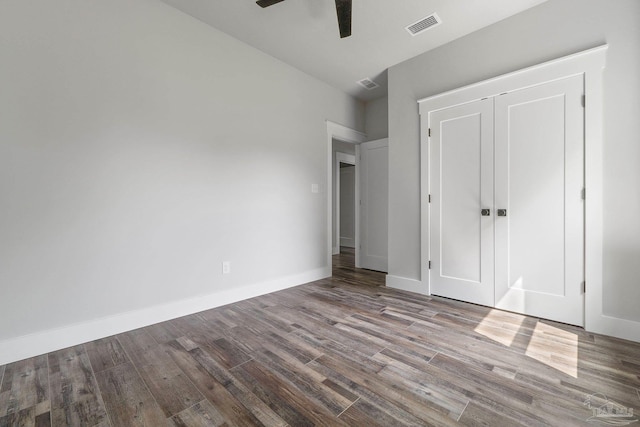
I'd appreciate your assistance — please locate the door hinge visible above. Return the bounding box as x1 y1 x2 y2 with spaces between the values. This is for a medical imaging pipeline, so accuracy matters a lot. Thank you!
582 95 586 108
428 194 431 203
428 260 431 269
581 281 586 293
581 188 586 200
428 128 431 137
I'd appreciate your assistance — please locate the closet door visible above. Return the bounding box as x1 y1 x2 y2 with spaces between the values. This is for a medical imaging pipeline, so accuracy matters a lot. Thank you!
494 75 585 326
430 99 494 307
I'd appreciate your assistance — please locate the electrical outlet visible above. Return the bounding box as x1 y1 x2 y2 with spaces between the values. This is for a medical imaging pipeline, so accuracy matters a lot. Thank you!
222 261 231 275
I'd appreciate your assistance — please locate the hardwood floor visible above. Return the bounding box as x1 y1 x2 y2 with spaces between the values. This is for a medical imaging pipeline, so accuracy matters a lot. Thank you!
1 250 639 426
331 247 385 287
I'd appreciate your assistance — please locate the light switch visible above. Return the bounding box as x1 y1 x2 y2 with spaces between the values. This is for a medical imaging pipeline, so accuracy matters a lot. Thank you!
311 183 319 193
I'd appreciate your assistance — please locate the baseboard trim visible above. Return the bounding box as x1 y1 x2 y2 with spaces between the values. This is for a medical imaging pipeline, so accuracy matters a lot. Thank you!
0 267 331 365
386 275 426 295
589 314 640 344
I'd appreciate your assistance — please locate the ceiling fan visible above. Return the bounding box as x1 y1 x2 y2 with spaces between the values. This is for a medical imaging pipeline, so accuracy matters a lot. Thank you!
256 0 352 38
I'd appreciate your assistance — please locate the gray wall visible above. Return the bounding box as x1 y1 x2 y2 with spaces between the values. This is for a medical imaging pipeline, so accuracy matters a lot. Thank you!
365 96 389 140
0 0 364 342
388 0 640 322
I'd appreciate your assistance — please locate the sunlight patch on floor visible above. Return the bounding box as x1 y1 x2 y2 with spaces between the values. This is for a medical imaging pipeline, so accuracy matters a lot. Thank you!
475 309 579 378
525 321 579 378
473 309 524 347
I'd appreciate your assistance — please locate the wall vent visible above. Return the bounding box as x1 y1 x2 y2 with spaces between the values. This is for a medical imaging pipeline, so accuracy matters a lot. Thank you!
406 13 441 36
357 78 379 90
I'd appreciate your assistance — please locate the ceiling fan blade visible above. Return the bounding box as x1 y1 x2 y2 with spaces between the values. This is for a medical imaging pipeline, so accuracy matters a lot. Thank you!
334 0 352 38
256 0 285 8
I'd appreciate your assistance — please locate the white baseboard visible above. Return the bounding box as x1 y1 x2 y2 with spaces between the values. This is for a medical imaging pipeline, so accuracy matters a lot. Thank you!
386 275 426 295
0 267 331 366
332 246 340 255
589 314 640 344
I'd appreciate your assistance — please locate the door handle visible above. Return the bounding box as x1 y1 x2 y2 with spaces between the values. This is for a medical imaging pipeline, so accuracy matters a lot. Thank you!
481 209 491 216
497 209 507 217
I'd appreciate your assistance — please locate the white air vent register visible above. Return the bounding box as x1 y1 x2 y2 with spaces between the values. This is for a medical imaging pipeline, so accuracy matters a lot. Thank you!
406 13 442 36
357 78 380 90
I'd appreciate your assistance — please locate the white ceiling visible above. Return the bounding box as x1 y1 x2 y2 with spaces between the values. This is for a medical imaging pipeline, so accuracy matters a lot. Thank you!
159 0 548 102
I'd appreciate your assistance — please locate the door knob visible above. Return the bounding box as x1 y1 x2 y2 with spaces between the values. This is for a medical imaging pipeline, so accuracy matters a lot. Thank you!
497 209 507 217
481 209 491 216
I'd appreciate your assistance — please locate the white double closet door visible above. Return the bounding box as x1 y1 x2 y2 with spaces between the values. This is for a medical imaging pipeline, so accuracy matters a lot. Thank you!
429 75 585 326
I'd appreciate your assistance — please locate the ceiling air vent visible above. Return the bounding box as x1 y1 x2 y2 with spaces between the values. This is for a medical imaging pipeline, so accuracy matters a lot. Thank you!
357 78 379 90
406 13 441 36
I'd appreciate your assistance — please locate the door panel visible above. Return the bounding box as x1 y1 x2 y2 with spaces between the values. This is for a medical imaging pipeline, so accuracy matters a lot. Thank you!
359 138 388 272
494 75 584 326
441 114 482 282
430 99 494 307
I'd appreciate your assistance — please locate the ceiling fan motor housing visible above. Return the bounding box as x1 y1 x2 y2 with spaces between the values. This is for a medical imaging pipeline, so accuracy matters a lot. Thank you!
256 0 352 38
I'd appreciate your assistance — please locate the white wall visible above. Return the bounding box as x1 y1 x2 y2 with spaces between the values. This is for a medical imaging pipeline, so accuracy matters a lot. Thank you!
0 0 363 361
388 0 640 324
339 165 356 248
364 96 389 140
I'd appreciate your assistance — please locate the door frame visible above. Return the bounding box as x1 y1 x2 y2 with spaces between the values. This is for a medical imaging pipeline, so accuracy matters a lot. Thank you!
418 45 607 332
326 121 367 271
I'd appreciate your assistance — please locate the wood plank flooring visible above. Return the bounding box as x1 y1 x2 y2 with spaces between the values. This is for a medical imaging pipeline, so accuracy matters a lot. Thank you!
1 247 639 426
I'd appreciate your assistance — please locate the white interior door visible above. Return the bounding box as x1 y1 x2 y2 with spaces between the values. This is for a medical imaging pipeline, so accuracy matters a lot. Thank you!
494 75 585 326
359 138 388 272
429 99 495 307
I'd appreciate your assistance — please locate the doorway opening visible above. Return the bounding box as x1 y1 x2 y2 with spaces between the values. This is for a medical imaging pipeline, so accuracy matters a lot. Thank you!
338 161 356 267
325 121 366 272
334 149 356 259
326 121 389 277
